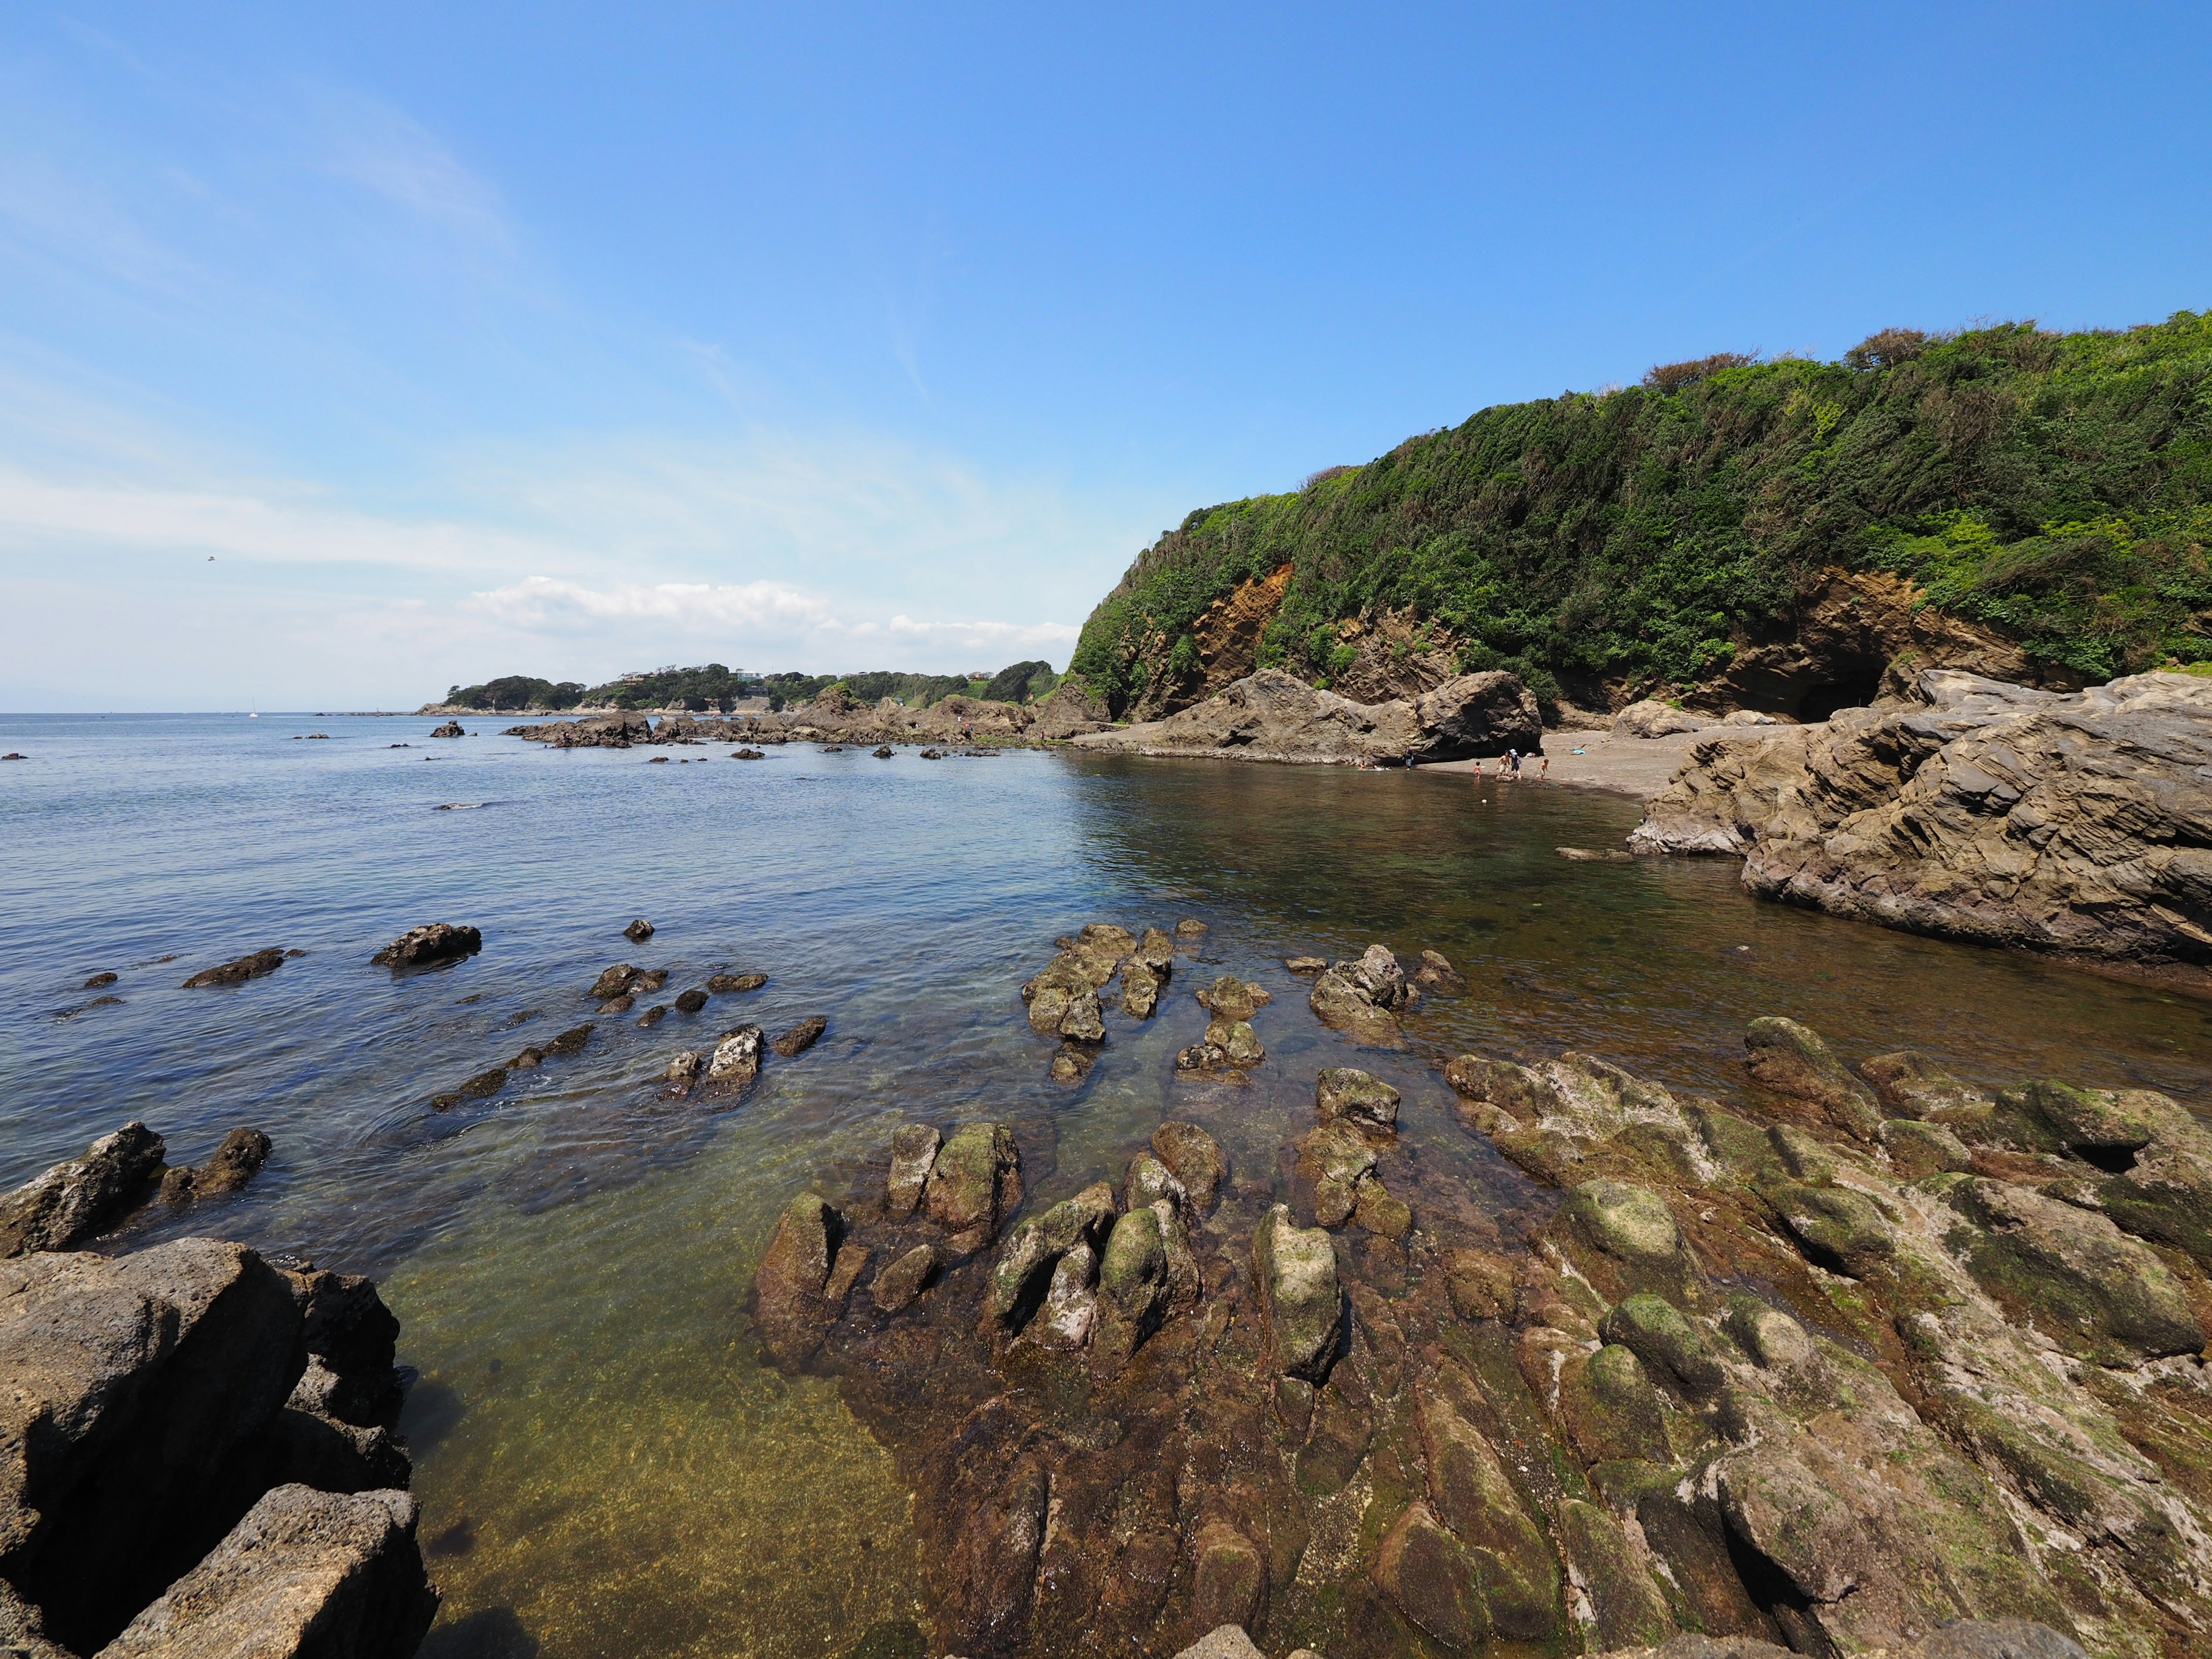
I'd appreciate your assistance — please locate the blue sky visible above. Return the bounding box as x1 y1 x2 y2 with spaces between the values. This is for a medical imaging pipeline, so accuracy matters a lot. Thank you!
1 2 2207 709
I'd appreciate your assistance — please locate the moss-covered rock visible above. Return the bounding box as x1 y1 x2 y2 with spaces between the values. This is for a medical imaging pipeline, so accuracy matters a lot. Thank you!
1556 1180 1699 1301
1744 1017 1881 1138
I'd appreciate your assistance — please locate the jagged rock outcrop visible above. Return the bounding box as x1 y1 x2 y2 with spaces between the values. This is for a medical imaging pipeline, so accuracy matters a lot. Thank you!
0 1238 428 1657
369 921 481 968
1071 668 1542 766
0 1124 167 1257
1631 668 2212 974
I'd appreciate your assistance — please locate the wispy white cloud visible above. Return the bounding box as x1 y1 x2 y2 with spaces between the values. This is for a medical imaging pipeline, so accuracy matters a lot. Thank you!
312 88 512 252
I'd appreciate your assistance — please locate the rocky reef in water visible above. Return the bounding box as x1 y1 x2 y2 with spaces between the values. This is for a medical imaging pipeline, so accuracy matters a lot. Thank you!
1069 669 1544 766
749 933 2212 1659
505 677 1112 752
1630 668 2212 981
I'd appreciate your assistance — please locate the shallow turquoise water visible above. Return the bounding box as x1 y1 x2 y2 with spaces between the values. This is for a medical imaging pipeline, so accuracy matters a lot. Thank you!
3 711 2206 1658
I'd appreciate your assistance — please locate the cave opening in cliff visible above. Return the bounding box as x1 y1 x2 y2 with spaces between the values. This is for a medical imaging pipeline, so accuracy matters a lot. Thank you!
1797 671 1883 722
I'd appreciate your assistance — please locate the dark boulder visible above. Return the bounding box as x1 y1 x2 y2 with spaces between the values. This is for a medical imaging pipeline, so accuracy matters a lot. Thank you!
429 721 465 738
623 918 655 942
159 1128 272 1203
370 923 480 969
0 1122 166 1256
772 1016 828 1058
181 948 288 988
674 987 709 1014
707 971 767 994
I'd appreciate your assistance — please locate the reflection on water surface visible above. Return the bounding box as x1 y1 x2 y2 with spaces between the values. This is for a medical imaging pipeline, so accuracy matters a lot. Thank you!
2 715 2204 1658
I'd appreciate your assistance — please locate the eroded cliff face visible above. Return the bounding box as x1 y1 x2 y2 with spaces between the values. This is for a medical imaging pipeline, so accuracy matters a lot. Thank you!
1693 568 2086 722
1631 668 2212 976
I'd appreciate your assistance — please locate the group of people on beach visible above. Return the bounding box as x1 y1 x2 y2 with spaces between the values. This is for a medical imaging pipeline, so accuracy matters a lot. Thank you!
1355 747 1548 777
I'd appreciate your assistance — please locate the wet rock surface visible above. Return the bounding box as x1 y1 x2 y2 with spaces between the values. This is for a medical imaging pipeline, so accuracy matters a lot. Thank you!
180 947 290 988
369 922 482 968
0 1123 167 1256
0 1238 429 1657
747 969 2212 1659
1631 668 2212 976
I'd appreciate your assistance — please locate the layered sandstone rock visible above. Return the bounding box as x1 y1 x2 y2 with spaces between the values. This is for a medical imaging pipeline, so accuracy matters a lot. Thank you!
1072 668 1542 766
1632 668 2212 971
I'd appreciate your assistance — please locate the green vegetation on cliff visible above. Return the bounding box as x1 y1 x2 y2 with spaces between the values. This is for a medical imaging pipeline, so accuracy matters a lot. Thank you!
446 660 1063 713
1070 313 2212 713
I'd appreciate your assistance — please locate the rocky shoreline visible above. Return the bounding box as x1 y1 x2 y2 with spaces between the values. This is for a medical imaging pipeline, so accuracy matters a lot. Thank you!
744 926 2207 1659
1629 669 2212 984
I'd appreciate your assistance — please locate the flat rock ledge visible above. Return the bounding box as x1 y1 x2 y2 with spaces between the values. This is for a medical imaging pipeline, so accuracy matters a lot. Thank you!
0 1238 433 1659
746 973 2197 1659
1071 668 1543 766
1628 668 2212 975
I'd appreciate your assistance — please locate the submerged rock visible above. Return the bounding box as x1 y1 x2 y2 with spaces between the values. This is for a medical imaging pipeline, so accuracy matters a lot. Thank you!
771 1015 828 1057
1316 1067 1400 1133
1150 1123 1225 1212
369 923 480 968
707 971 768 994
181 948 288 988
752 1193 844 1363
0 1122 165 1256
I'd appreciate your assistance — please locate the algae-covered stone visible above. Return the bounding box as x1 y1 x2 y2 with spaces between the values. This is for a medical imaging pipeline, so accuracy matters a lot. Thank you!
987 1182 1114 1326
1124 1153 1186 1212
1948 1176 2205 1360
1060 987 1106 1043
1030 1243 1099 1350
1195 975 1269 1020
1556 1179 1697 1299
1316 1067 1400 1132
1373 1501 1488 1650
1120 959 1160 1019
1150 1122 1225 1211
1353 1175 1412 1241
1092 1206 1168 1373
1600 1294 1725 1402
1764 1180 1897 1278
925 1122 1022 1252
1745 1016 1880 1137
1205 1017 1263 1067
1308 967 1400 1047
885 1122 940 1217
1190 1522 1264 1634
1027 984 1071 1034
1881 1118 1974 1178
1860 1050 1997 1124
752 1192 842 1363
1559 1343 1672 1465
871 1243 938 1313
1556 1496 1673 1650
1299 1123 1378 1227
1252 1205 1341 1380
1412 1384 1562 1639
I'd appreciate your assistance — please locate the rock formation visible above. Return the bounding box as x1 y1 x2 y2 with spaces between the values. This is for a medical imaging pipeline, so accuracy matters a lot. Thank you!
0 1238 432 1658
1070 669 1542 766
747 935 2207 1659
1631 668 2212 975
369 922 481 968
505 683 1107 754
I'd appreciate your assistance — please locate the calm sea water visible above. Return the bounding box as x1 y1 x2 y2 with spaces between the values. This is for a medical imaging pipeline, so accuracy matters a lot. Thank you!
4 711 2207 1659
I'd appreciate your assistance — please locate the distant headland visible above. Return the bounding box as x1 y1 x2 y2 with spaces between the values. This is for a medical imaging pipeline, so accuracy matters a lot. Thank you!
416 660 1062 717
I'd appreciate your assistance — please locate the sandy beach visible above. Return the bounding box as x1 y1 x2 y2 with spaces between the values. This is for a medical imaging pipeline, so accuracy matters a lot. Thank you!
1424 727 1703 799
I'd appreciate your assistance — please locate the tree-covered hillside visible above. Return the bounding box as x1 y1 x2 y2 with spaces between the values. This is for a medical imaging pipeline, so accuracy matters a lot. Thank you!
1069 313 2212 715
